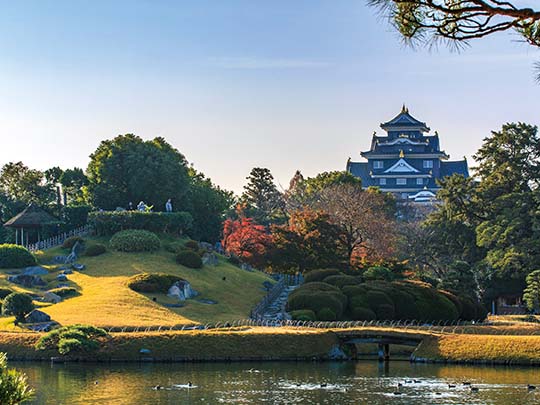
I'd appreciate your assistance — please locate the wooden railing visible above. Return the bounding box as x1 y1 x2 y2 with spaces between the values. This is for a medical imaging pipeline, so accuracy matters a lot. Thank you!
249 274 303 320
26 225 93 252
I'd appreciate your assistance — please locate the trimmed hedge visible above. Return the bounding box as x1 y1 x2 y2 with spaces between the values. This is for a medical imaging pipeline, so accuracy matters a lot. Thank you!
84 243 107 257
47 287 78 298
290 309 317 321
127 273 184 293
351 306 376 320
287 289 347 318
323 275 362 288
90 211 193 236
175 250 203 269
363 266 395 281
110 230 161 252
2 292 34 322
184 240 199 251
0 244 36 268
304 269 341 284
62 236 84 250
317 307 337 321
164 242 184 254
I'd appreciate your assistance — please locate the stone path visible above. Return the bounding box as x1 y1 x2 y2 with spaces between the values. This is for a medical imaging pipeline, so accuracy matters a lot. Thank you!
260 285 299 321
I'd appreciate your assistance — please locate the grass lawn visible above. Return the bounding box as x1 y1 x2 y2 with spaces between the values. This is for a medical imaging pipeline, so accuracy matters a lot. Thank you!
0 236 274 328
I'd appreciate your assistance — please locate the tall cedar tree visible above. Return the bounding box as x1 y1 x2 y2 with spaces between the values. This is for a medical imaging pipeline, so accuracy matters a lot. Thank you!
241 168 284 225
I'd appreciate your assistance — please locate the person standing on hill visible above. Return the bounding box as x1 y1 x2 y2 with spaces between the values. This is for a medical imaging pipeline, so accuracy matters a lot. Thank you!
165 199 173 212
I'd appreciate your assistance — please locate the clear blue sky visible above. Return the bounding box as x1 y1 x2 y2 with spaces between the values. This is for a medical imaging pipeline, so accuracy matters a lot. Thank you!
0 1 538 194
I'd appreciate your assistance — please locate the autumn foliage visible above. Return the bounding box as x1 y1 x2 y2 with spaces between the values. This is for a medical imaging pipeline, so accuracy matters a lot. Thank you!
222 216 273 268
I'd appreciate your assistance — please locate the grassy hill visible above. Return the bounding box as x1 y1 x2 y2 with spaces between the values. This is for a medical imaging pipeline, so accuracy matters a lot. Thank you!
0 237 274 328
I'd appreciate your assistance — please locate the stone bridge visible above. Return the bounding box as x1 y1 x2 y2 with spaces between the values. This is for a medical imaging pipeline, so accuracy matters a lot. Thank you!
335 329 426 361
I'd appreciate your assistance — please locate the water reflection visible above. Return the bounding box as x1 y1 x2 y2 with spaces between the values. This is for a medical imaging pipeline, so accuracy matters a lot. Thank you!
14 361 540 404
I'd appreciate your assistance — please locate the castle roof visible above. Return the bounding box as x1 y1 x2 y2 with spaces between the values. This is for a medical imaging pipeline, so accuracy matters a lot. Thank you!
380 105 429 133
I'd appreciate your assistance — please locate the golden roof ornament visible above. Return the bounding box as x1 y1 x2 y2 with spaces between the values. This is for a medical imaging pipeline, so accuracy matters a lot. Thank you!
399 149 405 158
401 104 409 114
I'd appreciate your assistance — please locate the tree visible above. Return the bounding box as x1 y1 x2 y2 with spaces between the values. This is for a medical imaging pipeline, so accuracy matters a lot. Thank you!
85 135 190 210
313 183 397 266
241 168 284 225
2 293 34 323
0 162 54 207
523 270 540 313
270 208 346 273
0 352 33 404
368 0 540 79
187 168 234 243
222 213 273 268
60 168 88 205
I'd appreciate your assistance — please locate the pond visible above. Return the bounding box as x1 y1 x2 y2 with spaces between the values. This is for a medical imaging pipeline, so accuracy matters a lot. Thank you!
15 360 540 404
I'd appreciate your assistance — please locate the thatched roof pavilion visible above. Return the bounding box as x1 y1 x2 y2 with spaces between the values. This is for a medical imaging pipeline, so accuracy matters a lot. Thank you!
3 203 61 246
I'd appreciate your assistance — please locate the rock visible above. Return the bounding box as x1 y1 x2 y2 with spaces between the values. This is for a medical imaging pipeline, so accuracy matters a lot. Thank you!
262 281 274 291
167 280 198 301
62 269 73 275
56 274 68 282
25 309 51 323
199 241 213 251
23 266 49 276
202 253 219 266
56 283 69 288
8 274 46 287
241 263 254 272
27 322 57 332
327 345 348 360
72 263 86 271
139 348 151 354
51 255 68 264
197 299 218 305
43 291 62 304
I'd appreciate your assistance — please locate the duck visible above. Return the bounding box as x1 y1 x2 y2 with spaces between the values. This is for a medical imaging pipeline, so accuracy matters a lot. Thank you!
435 392 442 396
528 384 537 390
413 379 421 384
398 383 403 388
393 392 402 395
320 383 328 388
448 384 456 388
152 385 163 391
463 382 471 386
94 381 99 385
470 386 479 393
188 381 193 388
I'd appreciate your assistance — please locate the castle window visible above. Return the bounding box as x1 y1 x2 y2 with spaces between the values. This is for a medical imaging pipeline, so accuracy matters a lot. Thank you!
373 161 384 169
423 160 433 168
379 178 386 185
416 178 423 185
396 178 407 185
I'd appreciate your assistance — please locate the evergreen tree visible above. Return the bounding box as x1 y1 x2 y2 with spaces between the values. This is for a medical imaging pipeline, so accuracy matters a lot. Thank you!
241 167 284 225
524 270 540 313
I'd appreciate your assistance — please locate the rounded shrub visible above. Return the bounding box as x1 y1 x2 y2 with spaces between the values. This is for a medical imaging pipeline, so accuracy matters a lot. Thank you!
175 250 203 269
375 304 395 319
2 292 35 322
366 290 394 311
0 287 13 299
47 287 78 298
164 242 184 254
84 243 107 257
363 266 395 281
184 240 199 251
127 273 184 293
287 290 346 318
317 307 337 321
341 285 369 298
351 306 376 320
291 282 341 294
304 269 341 283
62 236 84 250
0 244 36 269
323 275 362 288
290 309 317 321
110 229 160 252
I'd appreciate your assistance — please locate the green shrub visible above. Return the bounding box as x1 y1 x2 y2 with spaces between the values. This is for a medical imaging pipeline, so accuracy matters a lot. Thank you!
287 290 346 318
366 290 393 311
63 205 92 229
2 293 34 322
290 309 317 321
175 250 203 269
35 324 108 355
375 304 395 319
127 273 184 293
89 211 193 236
439 290 463 315
0 287 13 300
47 287 78 298
227 255 241 266
341 285 369 298
62 236 84 250
363 266 395 281
164 242 184 254
290 282 341 294
0 244 36 269
304 269 341 283
0 352 34 404
84 243 106 257
323 275 362 288
110 229 160 252
317 307 337 321
349 295 369 309
184 240 199 251
351 306 376 320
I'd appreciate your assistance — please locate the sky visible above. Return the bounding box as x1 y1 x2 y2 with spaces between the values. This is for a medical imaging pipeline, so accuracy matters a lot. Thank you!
0 1 538 194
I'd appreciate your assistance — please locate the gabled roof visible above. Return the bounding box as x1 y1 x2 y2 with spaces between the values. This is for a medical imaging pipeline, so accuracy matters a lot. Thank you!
384 158 420 173
3 203 60 228
380 105 430 132
440 160 469 178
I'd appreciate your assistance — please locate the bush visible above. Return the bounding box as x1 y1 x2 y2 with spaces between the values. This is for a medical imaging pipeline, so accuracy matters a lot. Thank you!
62 236 85 250
287 290 347 318
127 273 184 293
47 287 78 298
0 352 33 404
164 242 184 254
89 211 193 236
110 230 161 252
63 205 92 229
323 275 362 288
84 243 106 257
304 269 341 283
0 288 13 300
175 250 203 269
290 282 341 294
365 290 393 310
341 285 369 298
363 266 395 281
351 306 376 320
0 244 36 269
35 324 108 355
375 304 395 319
317 307 337 321
227 255 241 266
184 240 199 251
2 293 34 322
290 309 317 321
